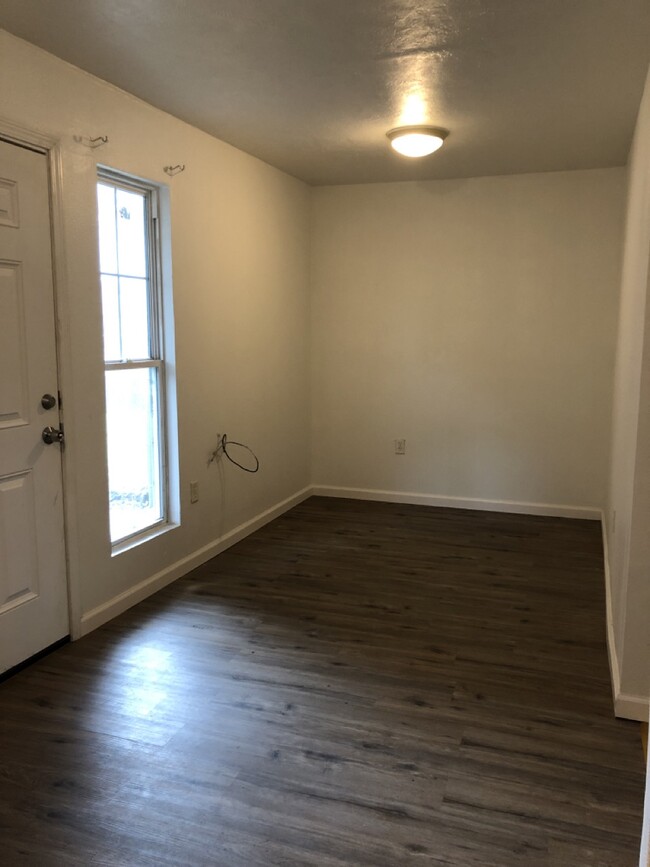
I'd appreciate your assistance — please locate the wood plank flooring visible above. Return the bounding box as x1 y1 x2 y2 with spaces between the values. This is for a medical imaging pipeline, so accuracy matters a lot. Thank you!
0 497 645 865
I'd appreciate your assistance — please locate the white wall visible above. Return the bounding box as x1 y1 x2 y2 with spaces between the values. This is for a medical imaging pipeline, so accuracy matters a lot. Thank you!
607 64 650 715
311 171 624 514
0 31 311 631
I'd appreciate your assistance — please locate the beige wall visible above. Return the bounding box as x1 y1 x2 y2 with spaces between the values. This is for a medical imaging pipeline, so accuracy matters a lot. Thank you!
0 31 312 628
607 64 650 711
311 171 624 512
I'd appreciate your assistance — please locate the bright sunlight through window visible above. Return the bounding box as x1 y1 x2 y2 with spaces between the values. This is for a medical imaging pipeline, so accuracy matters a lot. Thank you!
97 174 167 545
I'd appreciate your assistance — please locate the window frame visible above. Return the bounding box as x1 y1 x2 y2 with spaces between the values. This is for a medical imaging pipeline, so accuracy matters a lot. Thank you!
97 168 171 550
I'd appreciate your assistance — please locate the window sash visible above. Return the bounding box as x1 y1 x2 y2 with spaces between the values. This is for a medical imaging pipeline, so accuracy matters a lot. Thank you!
97 173 162 362
105 359 163 373
105 365 166 546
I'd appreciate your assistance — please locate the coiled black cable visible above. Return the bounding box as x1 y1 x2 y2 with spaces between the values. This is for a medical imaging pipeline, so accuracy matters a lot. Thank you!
219 434 260 473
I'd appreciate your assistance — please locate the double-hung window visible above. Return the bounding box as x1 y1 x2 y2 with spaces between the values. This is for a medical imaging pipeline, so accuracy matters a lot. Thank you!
96 172 171 547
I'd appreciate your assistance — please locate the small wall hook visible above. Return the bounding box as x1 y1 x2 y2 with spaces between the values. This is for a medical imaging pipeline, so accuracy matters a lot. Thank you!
164 164 186 177
74 134 109 149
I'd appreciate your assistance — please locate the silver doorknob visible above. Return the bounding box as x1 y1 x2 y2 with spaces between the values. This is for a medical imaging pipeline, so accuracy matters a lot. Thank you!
42 426 64 445
41 393 57 409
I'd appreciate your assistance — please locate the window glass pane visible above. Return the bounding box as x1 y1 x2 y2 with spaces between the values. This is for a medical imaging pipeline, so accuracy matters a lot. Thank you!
101 274 121 361
116 188 147 278
97 184 117 274
119 276 150 359
105 367 162 543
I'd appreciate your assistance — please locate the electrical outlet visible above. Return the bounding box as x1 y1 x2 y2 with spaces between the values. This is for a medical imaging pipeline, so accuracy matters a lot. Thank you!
190 480 199 503
394 439 406 455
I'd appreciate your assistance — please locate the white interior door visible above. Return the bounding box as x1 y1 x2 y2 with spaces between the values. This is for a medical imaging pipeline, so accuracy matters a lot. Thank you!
0 137 68 673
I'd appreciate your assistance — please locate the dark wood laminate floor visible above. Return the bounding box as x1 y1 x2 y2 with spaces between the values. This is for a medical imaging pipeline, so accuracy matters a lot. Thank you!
0 497 645 866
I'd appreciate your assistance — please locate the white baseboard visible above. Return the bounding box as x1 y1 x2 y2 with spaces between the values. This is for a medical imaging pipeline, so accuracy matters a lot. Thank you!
79 486 312 636
614 691 649 722
311 485 602 521
601 517 622 709
601 517 648 722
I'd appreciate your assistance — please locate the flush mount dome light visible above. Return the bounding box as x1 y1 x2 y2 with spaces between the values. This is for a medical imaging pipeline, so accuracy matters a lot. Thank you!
387 126 449 158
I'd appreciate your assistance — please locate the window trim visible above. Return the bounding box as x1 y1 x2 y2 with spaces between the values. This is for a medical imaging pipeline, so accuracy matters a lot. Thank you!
97 168 173 551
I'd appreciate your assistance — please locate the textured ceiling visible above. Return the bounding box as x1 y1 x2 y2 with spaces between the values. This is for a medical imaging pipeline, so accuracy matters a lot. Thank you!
1 0 649 185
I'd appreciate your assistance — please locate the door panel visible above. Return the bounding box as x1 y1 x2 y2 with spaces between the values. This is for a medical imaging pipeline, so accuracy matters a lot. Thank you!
0 138 68 673
0 470 39 613
0 261 29 427
0 177 19 227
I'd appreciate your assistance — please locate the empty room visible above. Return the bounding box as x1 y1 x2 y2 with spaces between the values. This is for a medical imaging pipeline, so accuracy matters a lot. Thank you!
1 1 650 864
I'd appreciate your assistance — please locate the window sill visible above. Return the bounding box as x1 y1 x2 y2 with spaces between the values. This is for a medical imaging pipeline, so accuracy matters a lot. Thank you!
111 520 179 557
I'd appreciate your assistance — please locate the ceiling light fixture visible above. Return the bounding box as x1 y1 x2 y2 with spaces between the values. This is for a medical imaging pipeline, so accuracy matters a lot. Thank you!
387 126 449 158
